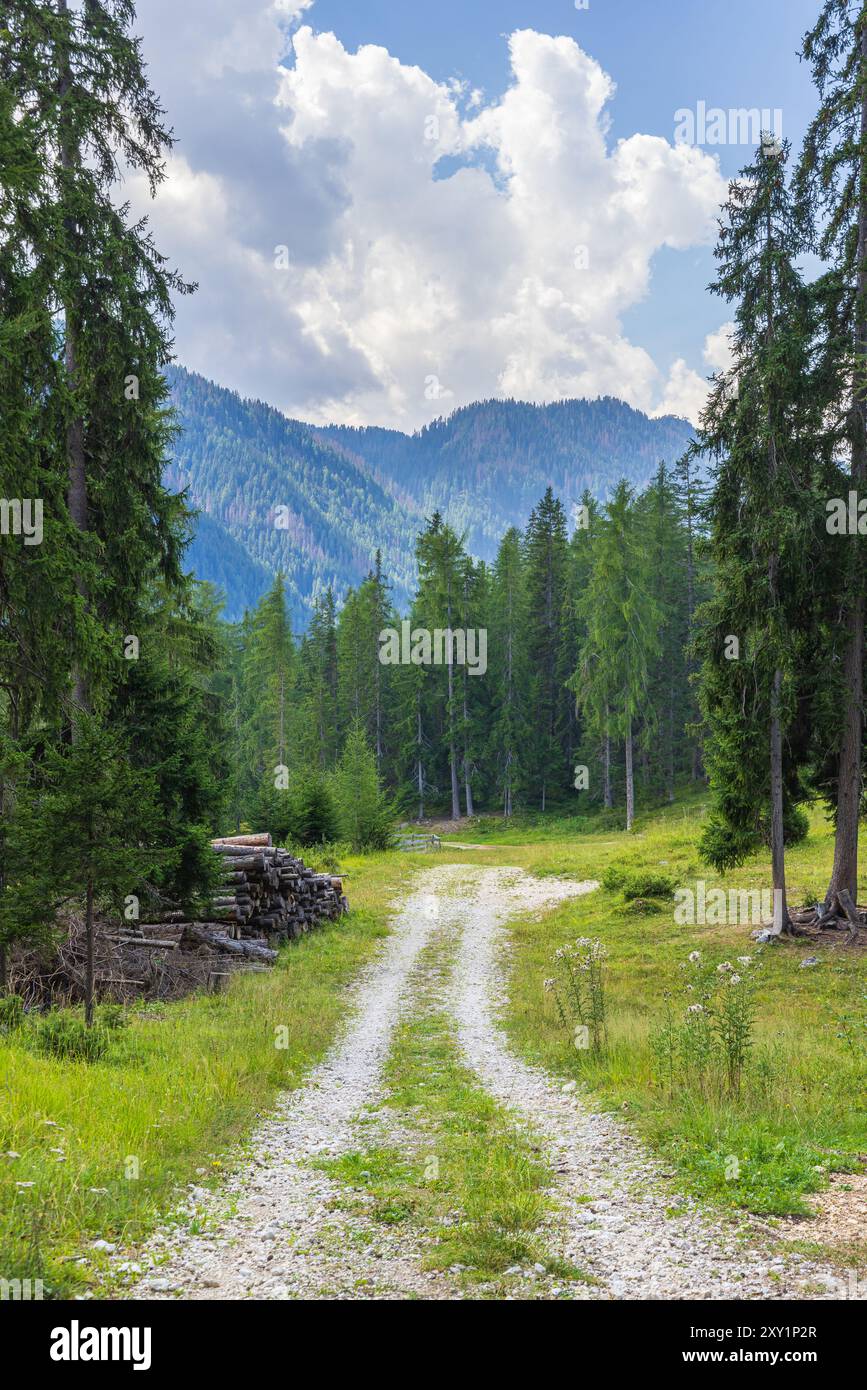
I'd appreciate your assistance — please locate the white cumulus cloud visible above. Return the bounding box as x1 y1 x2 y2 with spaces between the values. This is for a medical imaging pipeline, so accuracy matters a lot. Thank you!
132 4 727 428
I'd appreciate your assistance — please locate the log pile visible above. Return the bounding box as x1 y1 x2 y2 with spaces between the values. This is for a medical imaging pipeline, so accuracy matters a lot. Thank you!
207 833 348 941
9 836 349 1008
109 834 348 991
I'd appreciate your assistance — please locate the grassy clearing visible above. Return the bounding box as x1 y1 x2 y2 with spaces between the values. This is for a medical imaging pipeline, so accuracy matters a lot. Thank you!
3 794 865 1296
499 796 867 1231
318 925 590 1291
0 906 387 1297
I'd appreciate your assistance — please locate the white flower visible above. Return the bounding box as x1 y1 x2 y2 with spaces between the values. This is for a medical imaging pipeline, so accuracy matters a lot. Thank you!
543 978 555 993
717 961 733 974
688 951 701 964
737 956 753 967
728 973 742 986
687 1003 705 1015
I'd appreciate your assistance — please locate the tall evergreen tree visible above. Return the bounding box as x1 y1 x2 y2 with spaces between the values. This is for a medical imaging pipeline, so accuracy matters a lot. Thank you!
797 0 867 915
241 572 295 787
524 487 569 810
573 482 662 830
415 514 467 820
488 528 529 816
694 141 827 932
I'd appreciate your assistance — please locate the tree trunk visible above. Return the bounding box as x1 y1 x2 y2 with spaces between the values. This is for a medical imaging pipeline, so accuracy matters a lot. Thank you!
85 878 95 1027
603 703 613 809
769 670 791 933
826 24 867 914
625 718 635 831
667 680 676 803
764 193 792 937
59 0 89 722
462 669 473 816
416 705 425 821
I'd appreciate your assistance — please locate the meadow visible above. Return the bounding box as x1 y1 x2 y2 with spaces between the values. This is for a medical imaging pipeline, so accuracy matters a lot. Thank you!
1 790 865 1294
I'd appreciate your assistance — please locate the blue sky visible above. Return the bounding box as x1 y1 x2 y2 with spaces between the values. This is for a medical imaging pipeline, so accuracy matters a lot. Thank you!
299 0 819 382
134 0 823 429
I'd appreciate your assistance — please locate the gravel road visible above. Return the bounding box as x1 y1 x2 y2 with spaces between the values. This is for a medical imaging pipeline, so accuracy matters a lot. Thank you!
123 865 851 1301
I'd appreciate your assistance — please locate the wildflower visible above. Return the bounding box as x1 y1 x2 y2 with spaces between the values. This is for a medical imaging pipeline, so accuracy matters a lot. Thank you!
717 961 734 974
687 1003 705 1015
737 956 753 967
688 951 701 964
728 973 742 986
543 978 555 993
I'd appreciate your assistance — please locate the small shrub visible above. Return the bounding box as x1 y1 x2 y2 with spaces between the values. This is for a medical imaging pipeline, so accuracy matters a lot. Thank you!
603 865 675 899
621 870 675 901
652 950 761 1099
35 1012 109 1063
0 993 25 1033
96 1003 128 1031
545 937 609 1053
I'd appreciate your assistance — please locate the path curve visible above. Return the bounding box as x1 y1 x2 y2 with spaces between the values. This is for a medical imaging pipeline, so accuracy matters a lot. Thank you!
448 863 846 1301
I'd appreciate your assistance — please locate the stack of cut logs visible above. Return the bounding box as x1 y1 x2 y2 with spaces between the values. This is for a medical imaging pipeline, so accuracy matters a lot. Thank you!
207 833 347 940
116 833 348 983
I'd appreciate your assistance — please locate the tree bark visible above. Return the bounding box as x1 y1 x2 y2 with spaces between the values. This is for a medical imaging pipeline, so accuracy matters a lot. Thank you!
85 878 95 1027
416 703 424 822
603 703 613 809
765 191 791 936
826 20 867 914
625 717 634 831
59 0 89 722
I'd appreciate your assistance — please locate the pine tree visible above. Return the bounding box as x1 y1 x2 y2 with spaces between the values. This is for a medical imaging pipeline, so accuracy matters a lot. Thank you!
572 482 662 830
300 587 338 769
524 487 569 810
694 140 827 931
415 514 467 820
796 1 867 915
488 528 529 816
5 715 168 1024
636 464 691 802
332 722 393 851
6 0 193 716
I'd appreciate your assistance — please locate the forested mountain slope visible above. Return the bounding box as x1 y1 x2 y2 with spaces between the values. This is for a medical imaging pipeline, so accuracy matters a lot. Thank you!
166 366 694 620
165 367 422 622
320 398 694 558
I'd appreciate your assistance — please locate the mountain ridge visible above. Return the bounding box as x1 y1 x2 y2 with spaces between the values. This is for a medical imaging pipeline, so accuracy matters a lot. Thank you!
165 365 695 622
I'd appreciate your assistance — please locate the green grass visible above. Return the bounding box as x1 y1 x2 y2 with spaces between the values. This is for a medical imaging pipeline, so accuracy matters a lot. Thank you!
499 798 867 1229
318 927 590 1290
0 906 387 1297
339 802 866 1238
4 792 866 1295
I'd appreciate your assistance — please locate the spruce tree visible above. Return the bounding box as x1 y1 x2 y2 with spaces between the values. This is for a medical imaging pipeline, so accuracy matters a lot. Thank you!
488 528 529 816
332 722 393 851
572 482 662 830
797 1 867 915
524 488 569 810
415 514 467 819
6 714 168 1024
694 141 826 932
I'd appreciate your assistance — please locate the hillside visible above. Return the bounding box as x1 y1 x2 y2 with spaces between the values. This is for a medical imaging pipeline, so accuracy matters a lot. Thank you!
166 366 694 622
